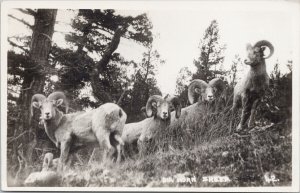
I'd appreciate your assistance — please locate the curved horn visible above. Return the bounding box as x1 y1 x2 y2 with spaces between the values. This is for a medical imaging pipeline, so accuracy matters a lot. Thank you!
145 95 163 117
208 78 225 92
31 94 46 117
188 79 208 104
168 96 182 119
47 91 69 113
254 40 274 59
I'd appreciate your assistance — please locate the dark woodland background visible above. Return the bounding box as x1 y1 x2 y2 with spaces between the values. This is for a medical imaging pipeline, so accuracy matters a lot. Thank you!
6 9 292 187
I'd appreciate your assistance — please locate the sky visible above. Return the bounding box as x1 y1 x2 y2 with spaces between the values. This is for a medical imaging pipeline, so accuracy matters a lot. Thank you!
7 1 299 95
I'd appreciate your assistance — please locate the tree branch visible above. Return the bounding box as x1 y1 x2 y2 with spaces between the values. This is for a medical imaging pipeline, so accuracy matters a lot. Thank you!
96 26 127 72
17 8 36 16
90 26 127 103
117 87 127 105
8 14 33 29
7 39 29 54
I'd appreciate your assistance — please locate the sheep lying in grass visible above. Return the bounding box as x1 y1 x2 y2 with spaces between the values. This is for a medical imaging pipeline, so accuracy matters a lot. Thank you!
169 78 225 121
31 92 127 168
188 78 226 105
122 95 181 156
232 40 274 132
166 78 226 144
24 153 61 186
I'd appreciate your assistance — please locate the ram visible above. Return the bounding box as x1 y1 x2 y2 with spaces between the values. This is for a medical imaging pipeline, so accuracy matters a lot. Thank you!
31 92 127 168
171 78 225 120
232 40 274 132
188 78 225 105
167 78 226 138
31 92 69 125
121 95 181 156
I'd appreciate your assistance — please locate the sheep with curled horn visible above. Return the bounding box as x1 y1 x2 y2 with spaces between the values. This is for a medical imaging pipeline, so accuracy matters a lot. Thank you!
121 95 182 157
24 153 61 186
188 78 226 105
31 91 127 169
30 92 69 127
167 78 225 132
231 40 274 132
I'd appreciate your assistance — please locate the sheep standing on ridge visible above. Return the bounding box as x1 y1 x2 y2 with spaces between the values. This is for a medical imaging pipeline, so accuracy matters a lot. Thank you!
122 95 182 156
31 92 127 169
232 40 274 132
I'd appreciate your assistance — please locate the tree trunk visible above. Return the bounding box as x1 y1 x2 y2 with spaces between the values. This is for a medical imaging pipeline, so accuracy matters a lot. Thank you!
14 9 57 167
90 26 126 104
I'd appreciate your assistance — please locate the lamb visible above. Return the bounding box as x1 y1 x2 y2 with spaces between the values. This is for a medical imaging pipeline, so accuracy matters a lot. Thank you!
121 95 181 156
24 153 61 186
31 91 127 168
232 40 274 132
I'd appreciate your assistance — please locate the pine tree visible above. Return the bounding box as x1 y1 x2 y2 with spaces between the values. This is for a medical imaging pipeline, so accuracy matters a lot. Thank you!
175 67 192 107
52 9 153 107
7 9 57 174
193 20 226 82
124 43 163 122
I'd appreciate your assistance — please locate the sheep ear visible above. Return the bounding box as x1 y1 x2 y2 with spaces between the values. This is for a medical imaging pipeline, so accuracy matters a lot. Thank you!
32 102 41 109
151 102 157 109
246 43 252 51
195 88 201 94
55 99 64 107
254 47 260 52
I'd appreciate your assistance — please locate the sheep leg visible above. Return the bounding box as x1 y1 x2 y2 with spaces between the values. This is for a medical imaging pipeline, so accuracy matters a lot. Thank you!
236 95 252 132
114 134 124 146
248 99 259 128
137 139 144 158
114 135 124 163
94 129 114 163
115 144 122 163
58 138 71 171
103 132 115 163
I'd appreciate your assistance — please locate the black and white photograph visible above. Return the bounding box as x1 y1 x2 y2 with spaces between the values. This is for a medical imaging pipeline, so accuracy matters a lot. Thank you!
1 0 299 191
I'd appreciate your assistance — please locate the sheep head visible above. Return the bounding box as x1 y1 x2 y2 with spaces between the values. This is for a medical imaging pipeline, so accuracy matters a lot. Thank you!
188 78 225 104
244 40 274 66
31 92 67 121
145 95 182 121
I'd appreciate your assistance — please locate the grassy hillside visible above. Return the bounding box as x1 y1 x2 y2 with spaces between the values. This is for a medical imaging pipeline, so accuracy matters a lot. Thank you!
57 115 291 187
8 73 292 187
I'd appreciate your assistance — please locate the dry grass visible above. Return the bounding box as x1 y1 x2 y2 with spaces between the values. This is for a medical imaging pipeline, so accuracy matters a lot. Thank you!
8 85 292 187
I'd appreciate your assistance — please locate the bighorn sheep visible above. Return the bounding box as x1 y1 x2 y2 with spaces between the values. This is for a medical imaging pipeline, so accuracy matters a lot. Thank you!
232 40 274 132
168 78 226 134
188 78 225 104
122 95 181 156
24 153 61 186
31 92 69 123
31 92 127 168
